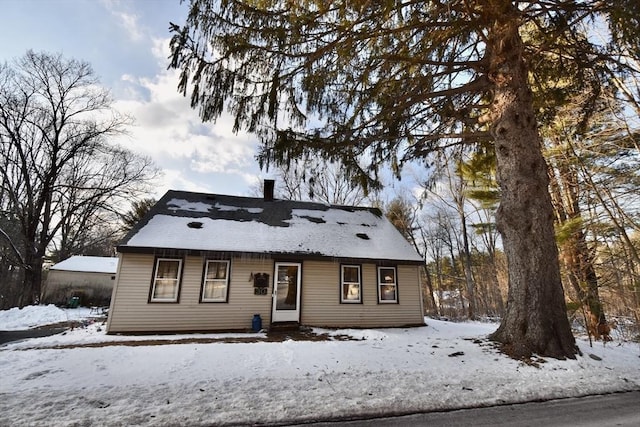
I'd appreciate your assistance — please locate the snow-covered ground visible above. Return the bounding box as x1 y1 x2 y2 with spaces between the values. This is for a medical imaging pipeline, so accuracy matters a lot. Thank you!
1 305 638 426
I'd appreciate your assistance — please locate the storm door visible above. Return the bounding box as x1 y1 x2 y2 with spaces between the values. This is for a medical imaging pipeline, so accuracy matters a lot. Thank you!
271 262 301 322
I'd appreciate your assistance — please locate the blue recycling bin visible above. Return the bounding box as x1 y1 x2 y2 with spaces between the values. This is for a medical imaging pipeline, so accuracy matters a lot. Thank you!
252 314 262 332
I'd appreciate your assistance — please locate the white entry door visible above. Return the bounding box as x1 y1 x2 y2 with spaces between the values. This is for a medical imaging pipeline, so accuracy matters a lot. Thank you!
272 262 301 323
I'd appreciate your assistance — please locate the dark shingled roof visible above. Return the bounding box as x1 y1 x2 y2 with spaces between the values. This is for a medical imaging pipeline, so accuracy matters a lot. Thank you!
118 190 423 263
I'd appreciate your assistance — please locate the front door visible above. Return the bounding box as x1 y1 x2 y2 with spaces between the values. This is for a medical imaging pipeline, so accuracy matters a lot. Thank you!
272 262 301 323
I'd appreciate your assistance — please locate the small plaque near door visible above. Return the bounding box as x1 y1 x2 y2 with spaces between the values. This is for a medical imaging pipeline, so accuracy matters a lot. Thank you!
253 273 270 288
253 273 269 295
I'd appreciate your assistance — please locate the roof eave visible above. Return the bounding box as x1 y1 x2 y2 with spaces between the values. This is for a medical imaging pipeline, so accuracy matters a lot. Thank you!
117 245 424 265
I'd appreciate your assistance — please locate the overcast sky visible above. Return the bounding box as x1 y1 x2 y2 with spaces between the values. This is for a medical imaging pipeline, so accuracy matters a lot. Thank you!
1 0 266 198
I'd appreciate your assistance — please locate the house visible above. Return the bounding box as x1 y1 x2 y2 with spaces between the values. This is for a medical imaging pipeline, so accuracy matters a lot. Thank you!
106 182 425 333
43 256 118 306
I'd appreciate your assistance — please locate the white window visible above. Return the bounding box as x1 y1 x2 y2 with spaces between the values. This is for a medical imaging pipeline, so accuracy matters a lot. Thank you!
150 258 182 302
202 260 230 302
378 267 397 303
341 265 361 303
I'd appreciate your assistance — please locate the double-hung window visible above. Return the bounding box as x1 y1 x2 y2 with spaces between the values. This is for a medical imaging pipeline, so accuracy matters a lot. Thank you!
341 264 361 303
202 260 230 302
150 258 182 302
378 266 398 303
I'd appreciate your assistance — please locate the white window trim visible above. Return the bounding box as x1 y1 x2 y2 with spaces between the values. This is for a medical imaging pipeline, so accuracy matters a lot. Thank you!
377 266 398 303
201 260 230 302
341 264 362 303
150 258 183 302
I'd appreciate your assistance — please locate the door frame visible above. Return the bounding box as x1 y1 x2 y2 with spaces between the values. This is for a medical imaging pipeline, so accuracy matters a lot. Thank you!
271 262 302 323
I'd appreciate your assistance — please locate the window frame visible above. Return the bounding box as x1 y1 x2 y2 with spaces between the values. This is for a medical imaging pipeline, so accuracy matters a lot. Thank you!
340 264 362 304
200 259 231 303
377 266 398 304
149 257 183 303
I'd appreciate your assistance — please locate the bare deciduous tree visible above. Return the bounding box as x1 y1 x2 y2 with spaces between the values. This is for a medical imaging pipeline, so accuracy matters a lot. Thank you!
257 158 375 206
0 51 156 308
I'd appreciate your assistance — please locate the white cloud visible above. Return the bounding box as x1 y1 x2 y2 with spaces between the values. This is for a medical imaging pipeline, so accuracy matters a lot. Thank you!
156 168 213 196
111 38 262 198
101 0 144 42
151 37 171 64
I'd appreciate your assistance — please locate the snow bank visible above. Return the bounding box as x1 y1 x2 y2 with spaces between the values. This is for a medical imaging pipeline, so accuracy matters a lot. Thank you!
0 305 93 330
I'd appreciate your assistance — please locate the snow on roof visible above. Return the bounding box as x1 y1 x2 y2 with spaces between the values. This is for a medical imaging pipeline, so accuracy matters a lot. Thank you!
50 256 118 274
121 191 423 263
214 203 264 214
166 198 213 213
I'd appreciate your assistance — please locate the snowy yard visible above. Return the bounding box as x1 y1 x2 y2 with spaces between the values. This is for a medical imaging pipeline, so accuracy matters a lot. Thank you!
1 305 638 426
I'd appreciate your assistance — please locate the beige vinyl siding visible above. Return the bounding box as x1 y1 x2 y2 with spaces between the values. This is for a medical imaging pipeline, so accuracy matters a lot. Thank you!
107 254 273 333
107 254 424 333
301 261 424 328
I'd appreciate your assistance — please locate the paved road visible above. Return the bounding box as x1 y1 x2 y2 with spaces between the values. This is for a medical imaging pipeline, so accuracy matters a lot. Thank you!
298 391 640 427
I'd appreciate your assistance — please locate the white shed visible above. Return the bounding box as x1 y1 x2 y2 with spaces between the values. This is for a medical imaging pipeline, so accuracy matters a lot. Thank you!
43 256 118 306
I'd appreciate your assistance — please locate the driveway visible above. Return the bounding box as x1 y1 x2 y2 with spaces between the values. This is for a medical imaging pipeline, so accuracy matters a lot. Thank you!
0 323 70 345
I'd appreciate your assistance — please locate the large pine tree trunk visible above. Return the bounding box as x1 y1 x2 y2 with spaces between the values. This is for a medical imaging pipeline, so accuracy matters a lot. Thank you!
485 11 577 359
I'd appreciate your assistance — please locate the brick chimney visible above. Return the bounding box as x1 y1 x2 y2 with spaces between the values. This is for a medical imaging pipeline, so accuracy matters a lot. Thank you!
263 179 275 201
